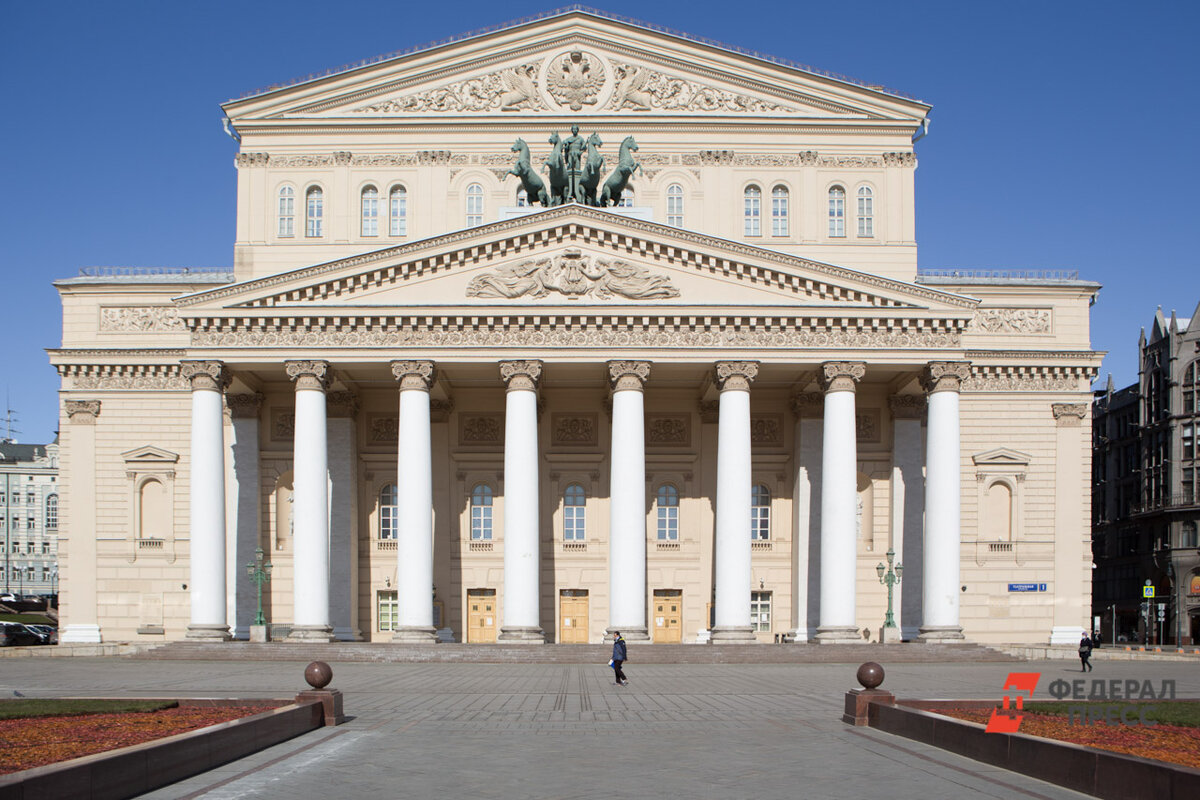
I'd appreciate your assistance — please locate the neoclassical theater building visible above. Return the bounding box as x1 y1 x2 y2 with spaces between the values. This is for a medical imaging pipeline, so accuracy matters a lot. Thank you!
50 8 1100 646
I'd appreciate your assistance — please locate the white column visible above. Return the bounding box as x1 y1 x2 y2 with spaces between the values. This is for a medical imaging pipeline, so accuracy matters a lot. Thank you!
608 361 651 641
327 391 360 641
59 400 103 643
227 393 263 640
816 361 865 644
498 360 545 643
712 361 758 642
392 361 438 643
919 361 970 642
285 360 334 642
889 394 926 642
789 393 824 642
1050 402 1089 644
182 361 232 641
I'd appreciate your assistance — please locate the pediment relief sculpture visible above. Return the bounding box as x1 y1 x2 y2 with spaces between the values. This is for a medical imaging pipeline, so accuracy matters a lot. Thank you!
545 50 605 111
607 62 796 114
465 249 680 300
353 62 545 113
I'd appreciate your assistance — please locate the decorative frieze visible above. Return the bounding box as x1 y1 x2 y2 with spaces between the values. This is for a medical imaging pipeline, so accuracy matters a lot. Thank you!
608 360 651 391
551 414 598 446
326 391 360 419
466 250 680 300
608 62 795 113
883 152 917 167
351 153 418 166
417 150 452 164
888 394 925 420
390 360 436 391
715 361 758 392
733 153 800 167
65 400 101 423
235 152 269 167
646 414 690 445
499 360 542 392
819 361 866 393
699 150 734 165
368 414 399 443
799 150 819 165
460 414 503 444
270 409 295 441
1052 403 1088 426
285 360 331 392
856 410 882 443
180 360 230 392
818 155 883 168
100 307 186 333
921 361 972 394
790 392 824 418
971 308 1052 334
750 415 782 445
269 154 334 168
354 63 545 113
333 151 352 166
58 362 187 391
226 393 263 419
430 399 454 423
963 365 1096 393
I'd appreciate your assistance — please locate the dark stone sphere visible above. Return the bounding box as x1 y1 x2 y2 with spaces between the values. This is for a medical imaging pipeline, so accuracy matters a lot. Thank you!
856 661 885 690
305 660 333 689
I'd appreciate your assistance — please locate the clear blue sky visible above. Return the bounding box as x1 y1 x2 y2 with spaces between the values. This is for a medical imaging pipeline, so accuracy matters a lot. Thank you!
2 1 1197 444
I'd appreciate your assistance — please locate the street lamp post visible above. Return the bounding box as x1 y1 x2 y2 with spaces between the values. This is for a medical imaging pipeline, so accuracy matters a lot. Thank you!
246 547 272 639
876 547 903 642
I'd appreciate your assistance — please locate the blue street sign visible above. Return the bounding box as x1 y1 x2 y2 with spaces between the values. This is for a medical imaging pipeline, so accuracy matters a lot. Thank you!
1008 583 1047 593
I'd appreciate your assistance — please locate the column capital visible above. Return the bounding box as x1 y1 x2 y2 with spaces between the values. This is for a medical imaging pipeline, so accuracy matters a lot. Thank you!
65 400 101 424
921 361 971 395
1052 402 1088 426
327 391 360 419
608 360 651 392
390 360 436 391
819 361 865 393
790 392 824 418
500 360 543 392
285 360 331 392
181 360 231 392
226 392 263 419
431 399 455 423
714 361 758 392
888 394 926 420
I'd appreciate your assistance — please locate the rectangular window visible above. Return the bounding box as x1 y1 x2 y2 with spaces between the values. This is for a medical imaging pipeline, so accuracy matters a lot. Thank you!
744 193 761 236
564 505 585 541
657 506 678 540
1184 424 1194 461
361 197 378 236
306 191 323 237
380 505 398 540
751 505 770 540
857 192 874 237
278 192 294 237
26 516 34 532
25 541 34 554
667 191 684 227
42 566 50 581
771 194 788 236
828 194 845 237
750 591 772 632
390 190 407 236
378 591 398 632
41 541 50 555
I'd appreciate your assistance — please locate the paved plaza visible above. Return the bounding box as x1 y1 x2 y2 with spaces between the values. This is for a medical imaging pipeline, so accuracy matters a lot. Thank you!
1 655 1197 799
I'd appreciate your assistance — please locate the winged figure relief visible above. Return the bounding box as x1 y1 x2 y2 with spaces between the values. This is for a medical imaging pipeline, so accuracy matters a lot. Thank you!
609 64 653 110
498 64 541 111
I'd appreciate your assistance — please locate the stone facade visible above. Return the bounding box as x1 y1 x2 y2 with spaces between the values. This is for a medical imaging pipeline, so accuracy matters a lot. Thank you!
49 9 1100 645
0 440 59 599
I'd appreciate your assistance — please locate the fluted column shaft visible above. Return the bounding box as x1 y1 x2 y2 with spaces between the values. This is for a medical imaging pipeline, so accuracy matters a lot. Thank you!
498 361 545 643
920 361 970 641
608 361 651 641
816 361 865 643
711 361 758 642
286 360 334 642
183 361 232 641
392 361 438 643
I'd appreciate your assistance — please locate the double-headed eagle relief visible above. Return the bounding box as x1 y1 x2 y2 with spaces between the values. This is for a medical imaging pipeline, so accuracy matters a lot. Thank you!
508 128 639 207
466 248 680 300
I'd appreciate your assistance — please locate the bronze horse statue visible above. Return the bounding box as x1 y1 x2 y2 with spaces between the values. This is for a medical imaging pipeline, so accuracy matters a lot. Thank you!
600 136 640 207
508 138 550 207
578 132 605 205
544 132 568 205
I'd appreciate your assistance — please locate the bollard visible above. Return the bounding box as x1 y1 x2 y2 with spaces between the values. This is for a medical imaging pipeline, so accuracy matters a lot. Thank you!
295 660 345 726
842 661 895 726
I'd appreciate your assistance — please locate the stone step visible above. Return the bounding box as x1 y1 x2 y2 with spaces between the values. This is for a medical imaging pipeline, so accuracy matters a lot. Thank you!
135 641 1024 664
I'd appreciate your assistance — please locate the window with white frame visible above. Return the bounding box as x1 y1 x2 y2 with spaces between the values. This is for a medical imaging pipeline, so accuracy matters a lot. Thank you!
466 183 484 226
378 590 398 631
379 484 398 539
563 483 586 541
45 495 57 529
750 591 772 632
305 187 323 237
389 186 407 236
42 566 50 582
41 541 50 554
666 183 684 227
856 186 874 237
361 186 379 236
744 186 761 236
771 186 789 236
751 484 770 540
277 186 295 237
617 189 634 208
656 484 679 540
828 186 845 237
470 484 493 540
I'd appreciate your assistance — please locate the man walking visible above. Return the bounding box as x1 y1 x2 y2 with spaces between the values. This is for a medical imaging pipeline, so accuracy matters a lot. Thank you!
1079 632 1094 672
612 631 628 686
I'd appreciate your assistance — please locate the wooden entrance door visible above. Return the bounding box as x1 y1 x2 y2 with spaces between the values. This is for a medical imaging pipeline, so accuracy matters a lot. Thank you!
467 589 497 643
653 589 682 643
559 590 589 643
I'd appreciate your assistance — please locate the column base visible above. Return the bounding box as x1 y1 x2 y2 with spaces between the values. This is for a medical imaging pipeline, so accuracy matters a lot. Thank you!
59 624 102 644
787 628 809 643
391 626 438 643
917 625 965 642
186 624 232 642
334 626 363 642
1049 625 1087 646
709 625 756 643
286 625 335 643
249 624 269 643
606 626 649 642
497 626 545 644
815 626 862 644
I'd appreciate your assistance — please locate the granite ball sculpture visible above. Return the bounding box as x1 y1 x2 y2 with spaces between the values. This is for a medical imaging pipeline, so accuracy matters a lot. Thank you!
305 660 333 690
856 661 885 690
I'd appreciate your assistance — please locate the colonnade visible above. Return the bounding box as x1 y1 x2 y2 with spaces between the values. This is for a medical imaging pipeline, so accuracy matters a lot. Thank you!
181 357 968 644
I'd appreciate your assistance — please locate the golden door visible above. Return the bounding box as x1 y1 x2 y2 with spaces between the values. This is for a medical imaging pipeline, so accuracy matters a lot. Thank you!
467 589 497 643
653 589 682 643
559 590 589 643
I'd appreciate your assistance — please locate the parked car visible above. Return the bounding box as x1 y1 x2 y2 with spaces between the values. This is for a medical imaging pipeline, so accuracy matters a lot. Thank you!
0 594 17 604
26 624 57 644
0 622 44 646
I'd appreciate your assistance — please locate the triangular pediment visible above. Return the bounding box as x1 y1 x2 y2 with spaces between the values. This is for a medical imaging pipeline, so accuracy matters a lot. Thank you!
223 10 928 125
972 447 1032 468
176 206 975 321
121 445 180 465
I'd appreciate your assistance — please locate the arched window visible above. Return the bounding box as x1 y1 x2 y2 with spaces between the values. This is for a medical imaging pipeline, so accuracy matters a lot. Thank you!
751 484 771 540
470 484 493 540
465 183 484 226
617 189 634 208
277 186 295 237
389 186 407 236
305 187 323 237
516 188 529 207
856 186 874 237
379 484 398 540
984 482 1014 541
45 495 58 530
828 186 845 237
656 484 679 540
743 186 761 236
361 186 379 236
138 479 168 539
666 183 684 227
563 483 586 541
770 186 789 236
